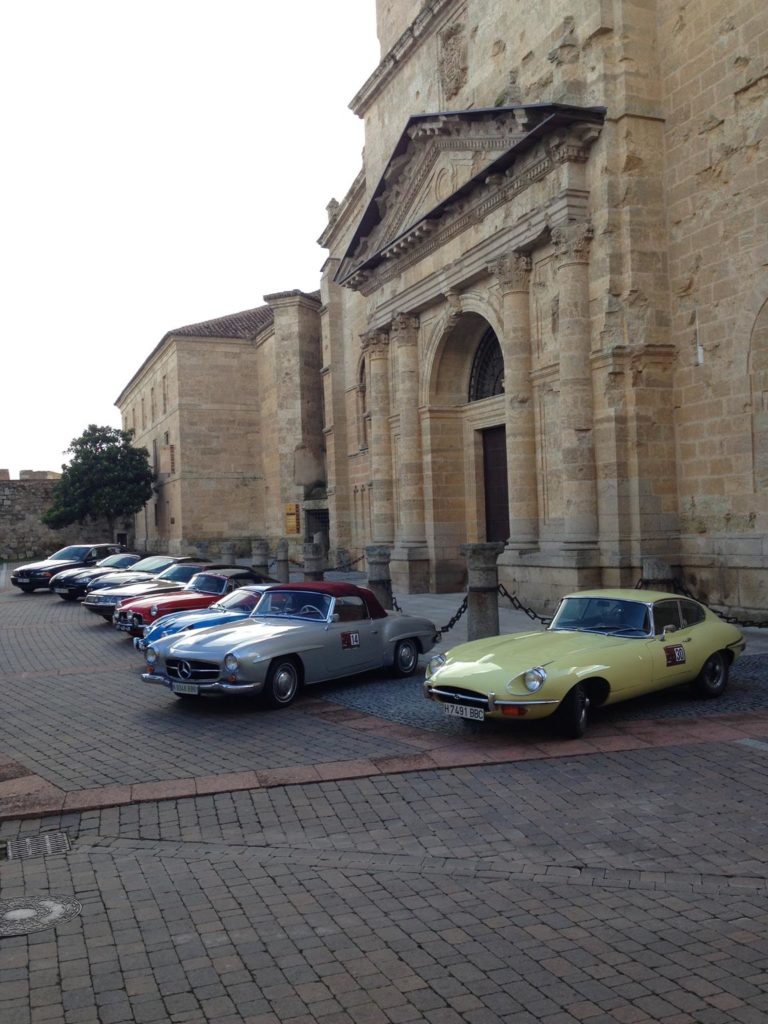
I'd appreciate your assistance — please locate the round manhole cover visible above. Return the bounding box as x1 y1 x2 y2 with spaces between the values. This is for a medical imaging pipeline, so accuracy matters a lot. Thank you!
0 896 82 937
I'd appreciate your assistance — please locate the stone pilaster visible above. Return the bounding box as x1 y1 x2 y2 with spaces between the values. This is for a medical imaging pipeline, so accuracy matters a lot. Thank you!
361 328 394 545
392 313 426 546
552 221 598 546
489 252 538 549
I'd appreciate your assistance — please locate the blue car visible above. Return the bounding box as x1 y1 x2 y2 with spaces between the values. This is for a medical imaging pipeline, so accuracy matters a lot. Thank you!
134 583 274 651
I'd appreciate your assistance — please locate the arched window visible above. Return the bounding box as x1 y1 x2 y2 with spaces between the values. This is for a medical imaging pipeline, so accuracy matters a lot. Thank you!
468 327 504 401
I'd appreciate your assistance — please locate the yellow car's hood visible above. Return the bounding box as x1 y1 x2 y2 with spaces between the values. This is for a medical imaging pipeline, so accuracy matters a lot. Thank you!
432 629 626 691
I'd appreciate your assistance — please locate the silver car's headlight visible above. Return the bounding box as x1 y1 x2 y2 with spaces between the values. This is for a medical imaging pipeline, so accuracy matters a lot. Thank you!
145 648 157 665
426 653 446 679
524 667 547 692
224 654 238 674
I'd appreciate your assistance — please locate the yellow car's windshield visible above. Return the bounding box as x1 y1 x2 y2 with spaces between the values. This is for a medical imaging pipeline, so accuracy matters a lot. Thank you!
550 596 651 636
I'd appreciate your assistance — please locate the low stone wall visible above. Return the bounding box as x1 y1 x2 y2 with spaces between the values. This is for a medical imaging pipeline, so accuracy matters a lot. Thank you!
0 480 117 561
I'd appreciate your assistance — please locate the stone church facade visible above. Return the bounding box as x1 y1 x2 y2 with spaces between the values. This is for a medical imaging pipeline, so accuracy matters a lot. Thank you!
118 0 767 616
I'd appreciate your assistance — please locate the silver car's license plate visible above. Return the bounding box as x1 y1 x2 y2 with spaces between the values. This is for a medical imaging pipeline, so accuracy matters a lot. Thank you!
443 702 484 721
171 682 199 695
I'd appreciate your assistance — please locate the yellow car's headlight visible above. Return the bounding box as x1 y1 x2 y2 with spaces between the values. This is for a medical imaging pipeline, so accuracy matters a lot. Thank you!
524 667 547 692
426 654 446 679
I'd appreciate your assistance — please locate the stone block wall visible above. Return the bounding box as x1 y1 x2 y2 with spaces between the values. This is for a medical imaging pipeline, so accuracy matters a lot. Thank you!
0 480 118 561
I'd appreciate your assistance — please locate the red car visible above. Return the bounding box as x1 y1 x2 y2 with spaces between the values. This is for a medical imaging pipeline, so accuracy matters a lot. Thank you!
112 567 277 637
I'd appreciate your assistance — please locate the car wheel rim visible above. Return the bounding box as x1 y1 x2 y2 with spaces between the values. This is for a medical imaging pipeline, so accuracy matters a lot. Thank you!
706 656 724 690
273 665 298 703
397 642 417 674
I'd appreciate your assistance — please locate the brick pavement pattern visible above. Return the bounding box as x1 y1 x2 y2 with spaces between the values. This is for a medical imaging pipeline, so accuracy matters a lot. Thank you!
3 577 768 1022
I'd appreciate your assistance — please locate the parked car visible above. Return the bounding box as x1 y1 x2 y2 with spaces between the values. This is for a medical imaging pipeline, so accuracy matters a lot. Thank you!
424 589 746 738
114 568 279 637
11 544 125 593
49 552 142 600
83 561 219 620
83 555 205 594
135 583 276 651
142 581 438 706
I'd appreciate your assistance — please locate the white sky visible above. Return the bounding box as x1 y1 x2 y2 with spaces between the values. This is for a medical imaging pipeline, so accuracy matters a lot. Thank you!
1 0 379 478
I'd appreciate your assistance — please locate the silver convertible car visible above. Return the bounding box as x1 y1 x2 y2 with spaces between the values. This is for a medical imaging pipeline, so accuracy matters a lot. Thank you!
142 582 438 707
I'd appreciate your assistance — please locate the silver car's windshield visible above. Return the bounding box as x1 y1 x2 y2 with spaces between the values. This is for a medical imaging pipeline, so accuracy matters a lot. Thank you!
550 596 651 636
253 591 332 621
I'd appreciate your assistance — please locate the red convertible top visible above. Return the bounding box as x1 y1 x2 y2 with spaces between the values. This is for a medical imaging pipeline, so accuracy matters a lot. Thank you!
268 582 388 620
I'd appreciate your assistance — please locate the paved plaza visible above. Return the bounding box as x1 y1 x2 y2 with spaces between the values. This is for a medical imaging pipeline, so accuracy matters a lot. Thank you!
2 567 768 1023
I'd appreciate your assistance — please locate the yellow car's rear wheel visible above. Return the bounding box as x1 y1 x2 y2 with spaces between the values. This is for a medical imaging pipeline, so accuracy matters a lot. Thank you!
692 651 729 698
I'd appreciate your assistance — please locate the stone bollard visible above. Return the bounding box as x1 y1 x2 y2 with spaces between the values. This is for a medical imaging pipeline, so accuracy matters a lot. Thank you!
251 537 270 576
366 545 393 610
275 539 289 583
460 543 505 640
303 542 324 582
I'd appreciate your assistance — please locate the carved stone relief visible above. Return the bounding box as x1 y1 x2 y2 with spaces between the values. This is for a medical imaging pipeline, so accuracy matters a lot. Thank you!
439 20 468 101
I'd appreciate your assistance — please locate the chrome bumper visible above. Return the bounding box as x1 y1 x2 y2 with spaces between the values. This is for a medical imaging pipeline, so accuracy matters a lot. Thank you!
141 672 261 695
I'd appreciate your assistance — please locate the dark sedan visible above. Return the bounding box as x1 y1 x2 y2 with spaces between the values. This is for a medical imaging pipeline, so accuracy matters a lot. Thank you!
48 552 142 601
11 544 125 593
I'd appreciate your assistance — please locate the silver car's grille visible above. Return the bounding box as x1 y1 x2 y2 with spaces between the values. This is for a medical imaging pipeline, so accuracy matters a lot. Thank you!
166 658 220 683
428 686 490 711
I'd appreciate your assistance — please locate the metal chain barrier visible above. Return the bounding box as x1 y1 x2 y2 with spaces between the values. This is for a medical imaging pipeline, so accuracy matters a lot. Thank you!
391 592 467 642
635 577 768 630
497 583 551 626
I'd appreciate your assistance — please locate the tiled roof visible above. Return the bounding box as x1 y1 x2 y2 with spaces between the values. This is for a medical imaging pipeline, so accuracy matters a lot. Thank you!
169 304 274 340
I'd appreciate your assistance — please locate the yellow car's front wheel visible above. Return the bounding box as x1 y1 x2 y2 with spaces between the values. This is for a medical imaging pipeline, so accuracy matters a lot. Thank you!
554 684 589 739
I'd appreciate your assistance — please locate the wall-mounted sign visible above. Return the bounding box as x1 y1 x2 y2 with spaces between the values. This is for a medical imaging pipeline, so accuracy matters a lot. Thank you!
284 503 301 535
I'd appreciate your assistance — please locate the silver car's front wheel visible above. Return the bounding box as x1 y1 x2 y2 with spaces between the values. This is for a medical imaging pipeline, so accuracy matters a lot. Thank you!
394 638 419 677
263 658 301 708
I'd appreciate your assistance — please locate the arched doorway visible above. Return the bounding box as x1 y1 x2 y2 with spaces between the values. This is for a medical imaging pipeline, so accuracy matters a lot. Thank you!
425 312 508 587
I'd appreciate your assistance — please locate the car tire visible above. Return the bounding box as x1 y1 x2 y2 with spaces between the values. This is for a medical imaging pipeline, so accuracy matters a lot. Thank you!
692 651 729 698
263 657 301 708
393 638 419 677
554 684 589 739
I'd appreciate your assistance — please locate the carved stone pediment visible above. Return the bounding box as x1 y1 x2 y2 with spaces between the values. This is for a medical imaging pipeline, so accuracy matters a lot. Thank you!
335 104 605 290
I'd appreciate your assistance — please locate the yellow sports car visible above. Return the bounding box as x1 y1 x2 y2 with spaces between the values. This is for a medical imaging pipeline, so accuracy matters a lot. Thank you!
424 589 745 738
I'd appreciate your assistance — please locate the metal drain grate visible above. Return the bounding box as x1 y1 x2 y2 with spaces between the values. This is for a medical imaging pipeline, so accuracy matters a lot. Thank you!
0 895 82 936
5 831 71 861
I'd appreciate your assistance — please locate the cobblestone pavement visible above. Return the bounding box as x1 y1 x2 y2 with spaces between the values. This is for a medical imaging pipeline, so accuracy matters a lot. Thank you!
3 572 768 1022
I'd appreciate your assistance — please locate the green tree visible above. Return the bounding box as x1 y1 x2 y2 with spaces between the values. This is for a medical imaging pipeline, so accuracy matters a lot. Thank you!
43 425 154 535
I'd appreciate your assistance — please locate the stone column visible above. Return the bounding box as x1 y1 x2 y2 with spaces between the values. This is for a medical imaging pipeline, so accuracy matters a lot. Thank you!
460 543 504 640
302 542 324 581
275 538 289 583
552 221 598 545
390 312 430 592
366 544 393 610
250 537 270 575
489 252 538 549
392 313 426 545
362 328 394 544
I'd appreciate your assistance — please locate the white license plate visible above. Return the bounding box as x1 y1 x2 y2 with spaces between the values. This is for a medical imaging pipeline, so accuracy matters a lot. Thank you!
54 587 69 594
171 682 199 695
443 702 484 721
